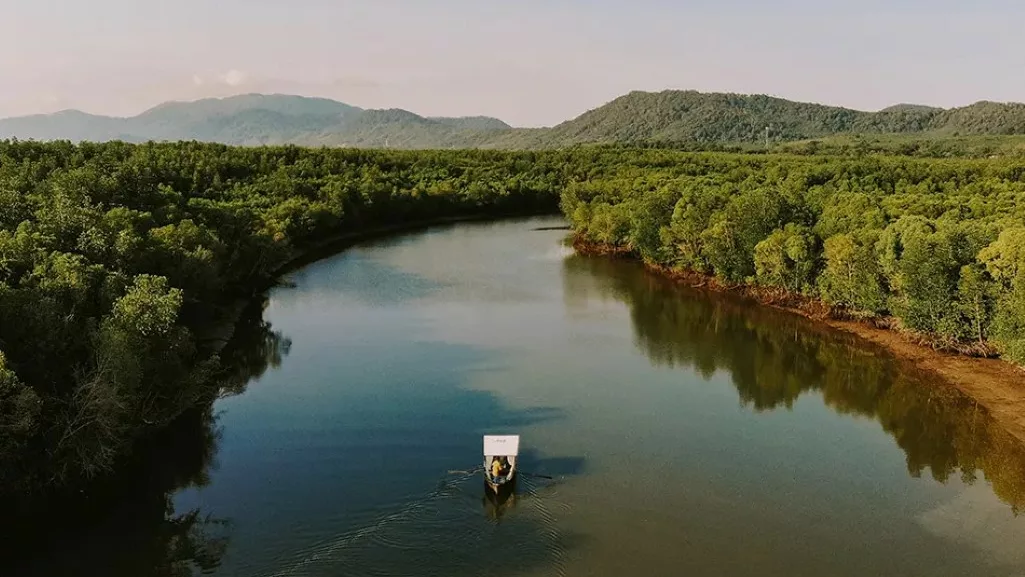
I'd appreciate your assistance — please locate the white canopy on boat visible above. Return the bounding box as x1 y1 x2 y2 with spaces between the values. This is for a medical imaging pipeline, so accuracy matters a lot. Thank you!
483 435 520 456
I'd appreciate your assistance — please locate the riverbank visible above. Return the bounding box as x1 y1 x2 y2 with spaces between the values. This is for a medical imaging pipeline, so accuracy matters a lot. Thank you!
2 212 557 563
572 236 1025 446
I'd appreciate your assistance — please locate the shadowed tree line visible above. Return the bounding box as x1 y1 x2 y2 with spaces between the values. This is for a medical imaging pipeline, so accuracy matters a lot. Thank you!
2 297 291 577
563 253 1025 512
0 403 230 577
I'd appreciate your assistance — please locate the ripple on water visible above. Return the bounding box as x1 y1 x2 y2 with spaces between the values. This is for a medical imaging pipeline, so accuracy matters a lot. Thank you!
264 472 571 577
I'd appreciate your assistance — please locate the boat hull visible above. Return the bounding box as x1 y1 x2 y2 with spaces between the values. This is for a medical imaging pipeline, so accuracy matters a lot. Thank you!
484 474 516 497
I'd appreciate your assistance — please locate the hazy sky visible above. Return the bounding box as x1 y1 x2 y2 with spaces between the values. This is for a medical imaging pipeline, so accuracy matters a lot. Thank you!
2 0 1023 126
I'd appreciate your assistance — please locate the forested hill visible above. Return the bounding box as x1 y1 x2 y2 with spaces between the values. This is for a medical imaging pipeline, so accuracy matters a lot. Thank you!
0 94 513 148
6 90 1025 148
533 91 1025 146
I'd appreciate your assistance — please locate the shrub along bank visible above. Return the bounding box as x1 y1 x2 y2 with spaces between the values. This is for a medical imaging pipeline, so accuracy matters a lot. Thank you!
561 151 1025 365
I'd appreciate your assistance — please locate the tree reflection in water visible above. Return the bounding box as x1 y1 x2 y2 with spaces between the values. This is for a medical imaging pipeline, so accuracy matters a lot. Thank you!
562 253 1025 513
4 297 292 577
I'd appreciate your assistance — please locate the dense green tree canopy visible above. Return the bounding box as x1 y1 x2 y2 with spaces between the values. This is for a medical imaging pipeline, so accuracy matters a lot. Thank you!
563 149 1025 364
0 139 567 494
3 137 1025 502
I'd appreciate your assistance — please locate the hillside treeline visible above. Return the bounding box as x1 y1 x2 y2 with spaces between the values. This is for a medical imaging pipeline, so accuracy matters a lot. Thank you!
0 139 569 494
561 152 1025 365
11 91 1025 151
515 91 1025 148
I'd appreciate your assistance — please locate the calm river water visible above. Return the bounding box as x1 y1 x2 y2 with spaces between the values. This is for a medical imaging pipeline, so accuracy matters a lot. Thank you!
16 215 1025 577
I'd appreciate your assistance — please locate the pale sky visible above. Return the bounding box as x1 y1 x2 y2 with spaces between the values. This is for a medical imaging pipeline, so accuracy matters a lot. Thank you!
1 0 1023 127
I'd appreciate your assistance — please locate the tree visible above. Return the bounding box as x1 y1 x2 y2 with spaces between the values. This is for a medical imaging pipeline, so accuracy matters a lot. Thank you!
110 274 183 338
992 270 1025 365
587 202 632 246
0 351 40 463
754 224 818 293
628 186 679 264
818 233 887 315
957 264 997 345
892 230 961 335
978 227 1025 288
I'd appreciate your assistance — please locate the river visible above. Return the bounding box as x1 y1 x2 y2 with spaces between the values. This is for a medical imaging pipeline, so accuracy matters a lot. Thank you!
14 215 1025 577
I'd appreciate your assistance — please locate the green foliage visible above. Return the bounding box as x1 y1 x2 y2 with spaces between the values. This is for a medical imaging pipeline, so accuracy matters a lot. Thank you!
957 264 998 345
0 139 565 494
626 186 679 264
110 275 183 338
587 202 632 245
0 351 40 459
891 229 962 335
5 135 1025 496
993 272 1025 365
814 193 886 238
978 227 1025 286
704 188 790 282
818 233 887 314
563 148 1025 359
754 224 817 293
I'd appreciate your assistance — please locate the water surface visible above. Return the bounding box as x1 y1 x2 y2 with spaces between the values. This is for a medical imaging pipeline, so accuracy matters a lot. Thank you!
19 216 1025 576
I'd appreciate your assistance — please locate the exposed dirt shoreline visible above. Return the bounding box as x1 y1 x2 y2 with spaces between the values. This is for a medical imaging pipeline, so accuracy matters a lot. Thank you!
572 236 1025 446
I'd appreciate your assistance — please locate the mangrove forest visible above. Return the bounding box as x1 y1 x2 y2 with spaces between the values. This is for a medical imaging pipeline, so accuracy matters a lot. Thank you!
2 138 1025 504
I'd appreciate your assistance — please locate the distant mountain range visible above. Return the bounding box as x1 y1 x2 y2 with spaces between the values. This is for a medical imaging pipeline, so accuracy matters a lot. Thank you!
5 90 1025 149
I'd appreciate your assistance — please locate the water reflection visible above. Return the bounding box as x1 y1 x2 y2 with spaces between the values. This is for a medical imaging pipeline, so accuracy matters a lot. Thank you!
5 300 293 577
562 253 1025 513
216 298 294 397
483 480 518 521
479 449 583 524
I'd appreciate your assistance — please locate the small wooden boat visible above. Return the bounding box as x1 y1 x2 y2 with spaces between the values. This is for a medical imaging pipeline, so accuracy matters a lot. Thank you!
483 482 517 521
483 435 519 494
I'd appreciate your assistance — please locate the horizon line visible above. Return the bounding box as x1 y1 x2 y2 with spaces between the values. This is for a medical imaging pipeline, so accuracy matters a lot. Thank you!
2 88 1021 127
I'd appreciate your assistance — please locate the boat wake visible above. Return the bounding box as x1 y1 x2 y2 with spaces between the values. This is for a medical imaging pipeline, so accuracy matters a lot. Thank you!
262 471 569 577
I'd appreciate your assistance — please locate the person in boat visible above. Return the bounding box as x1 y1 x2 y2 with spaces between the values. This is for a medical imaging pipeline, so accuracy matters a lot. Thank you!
492 456 511 479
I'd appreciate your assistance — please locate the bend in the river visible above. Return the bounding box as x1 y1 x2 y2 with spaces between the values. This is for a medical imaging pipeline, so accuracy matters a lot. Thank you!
12 215 1025 577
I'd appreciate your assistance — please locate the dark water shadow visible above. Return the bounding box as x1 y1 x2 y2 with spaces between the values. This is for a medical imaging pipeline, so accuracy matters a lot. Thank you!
562 253 1025 514
5 406 229 577
495 406 567 429
2 304 293 577
5 305 586 577
234 240 586 577
517 448 587 479
216 296 294 397
219 358 582 576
